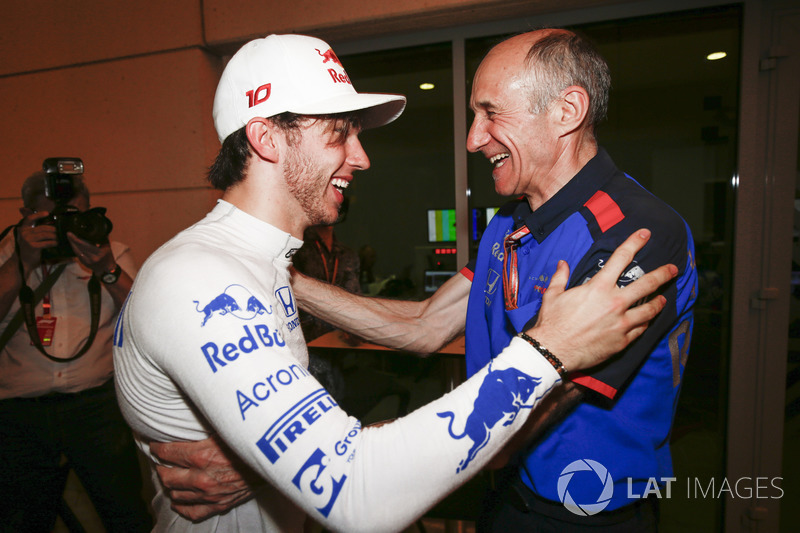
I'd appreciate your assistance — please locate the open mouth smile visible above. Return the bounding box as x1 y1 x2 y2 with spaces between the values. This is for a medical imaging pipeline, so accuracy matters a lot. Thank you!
489 152 510 168
331 177 350 193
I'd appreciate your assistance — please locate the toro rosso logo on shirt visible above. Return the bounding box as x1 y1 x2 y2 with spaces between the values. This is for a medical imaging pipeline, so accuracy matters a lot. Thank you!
617 261 645 287
194 284 272 326
437 363 549 473
580 259 645 288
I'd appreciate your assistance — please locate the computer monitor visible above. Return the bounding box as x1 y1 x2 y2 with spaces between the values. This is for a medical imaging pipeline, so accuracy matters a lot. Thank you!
427 208 456 242
427 207 500 243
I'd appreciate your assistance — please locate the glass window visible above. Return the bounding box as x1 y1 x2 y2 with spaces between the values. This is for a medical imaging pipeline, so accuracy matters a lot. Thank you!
338 43 455 301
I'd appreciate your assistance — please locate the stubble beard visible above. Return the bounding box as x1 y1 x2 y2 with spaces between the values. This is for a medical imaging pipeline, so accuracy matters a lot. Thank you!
283 148 339 227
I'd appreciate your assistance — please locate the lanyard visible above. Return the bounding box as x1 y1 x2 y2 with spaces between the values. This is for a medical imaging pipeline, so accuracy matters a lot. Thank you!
41 264 53 317
13 226 102 363
502 225 531 311
314 240 338 284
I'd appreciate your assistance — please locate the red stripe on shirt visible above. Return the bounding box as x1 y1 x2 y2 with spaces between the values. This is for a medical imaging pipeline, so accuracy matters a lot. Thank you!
584 191 624 232
459 266 474 282
571 372 618 399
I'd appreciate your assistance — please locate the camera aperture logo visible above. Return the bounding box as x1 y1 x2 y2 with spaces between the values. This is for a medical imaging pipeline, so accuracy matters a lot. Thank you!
557 459 614 516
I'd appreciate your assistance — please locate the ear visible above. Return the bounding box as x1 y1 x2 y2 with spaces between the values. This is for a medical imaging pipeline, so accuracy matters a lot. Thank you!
245 117 280 163
553 86 590 135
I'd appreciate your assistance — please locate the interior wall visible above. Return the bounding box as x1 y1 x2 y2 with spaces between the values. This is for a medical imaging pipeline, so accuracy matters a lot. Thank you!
201 0 627 49
0 0 221 261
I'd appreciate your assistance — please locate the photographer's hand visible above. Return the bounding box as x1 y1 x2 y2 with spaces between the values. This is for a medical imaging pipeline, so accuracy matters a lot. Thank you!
16 211 58 277
0 212 57 320
67 234 116 275
67 233 133 309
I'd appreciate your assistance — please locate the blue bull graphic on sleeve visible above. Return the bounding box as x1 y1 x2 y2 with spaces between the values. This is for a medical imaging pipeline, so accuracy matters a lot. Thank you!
247 295 271 316
437 364 546 473
194 284 274 327
195 294 240 326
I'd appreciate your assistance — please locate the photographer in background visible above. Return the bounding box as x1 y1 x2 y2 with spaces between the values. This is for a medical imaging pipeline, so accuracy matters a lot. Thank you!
0 167 152 532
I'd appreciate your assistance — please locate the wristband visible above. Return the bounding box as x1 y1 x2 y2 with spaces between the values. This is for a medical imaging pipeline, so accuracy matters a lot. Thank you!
517 332 568 377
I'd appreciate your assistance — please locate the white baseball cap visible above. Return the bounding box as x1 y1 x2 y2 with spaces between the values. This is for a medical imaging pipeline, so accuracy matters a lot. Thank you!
213 34 407 143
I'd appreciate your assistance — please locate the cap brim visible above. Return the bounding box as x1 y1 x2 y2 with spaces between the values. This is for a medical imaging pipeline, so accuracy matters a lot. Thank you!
290 93 406 130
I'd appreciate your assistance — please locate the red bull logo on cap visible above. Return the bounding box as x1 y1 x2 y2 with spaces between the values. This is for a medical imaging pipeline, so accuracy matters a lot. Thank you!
315 48 342 66
315 47 351 85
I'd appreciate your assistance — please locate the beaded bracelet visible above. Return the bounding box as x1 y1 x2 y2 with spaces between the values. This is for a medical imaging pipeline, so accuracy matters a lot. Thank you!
517 332 568 378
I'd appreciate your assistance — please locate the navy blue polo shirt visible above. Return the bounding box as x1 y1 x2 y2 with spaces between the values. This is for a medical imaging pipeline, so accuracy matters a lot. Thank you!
462 148 697 511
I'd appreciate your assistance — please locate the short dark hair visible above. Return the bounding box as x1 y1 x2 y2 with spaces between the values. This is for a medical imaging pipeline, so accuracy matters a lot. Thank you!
207 128 251 191
206 112 362 191
21 170 90 209
522 30 611 128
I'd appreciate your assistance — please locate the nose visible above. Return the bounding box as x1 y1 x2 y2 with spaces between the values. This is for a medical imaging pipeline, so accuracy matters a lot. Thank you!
466 116 489 153
347 135 370 171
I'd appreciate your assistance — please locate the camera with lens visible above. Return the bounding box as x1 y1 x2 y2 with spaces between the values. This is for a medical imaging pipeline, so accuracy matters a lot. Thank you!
38 157 113 261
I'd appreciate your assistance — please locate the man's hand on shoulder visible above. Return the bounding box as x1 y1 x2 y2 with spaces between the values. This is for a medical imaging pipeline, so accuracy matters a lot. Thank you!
526 229 677 373
150 435 261 522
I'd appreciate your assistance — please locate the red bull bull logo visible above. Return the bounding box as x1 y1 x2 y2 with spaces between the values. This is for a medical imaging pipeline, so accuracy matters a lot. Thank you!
315 48 342 66
194 284 273 327
314 48 351 86
437 363 548 473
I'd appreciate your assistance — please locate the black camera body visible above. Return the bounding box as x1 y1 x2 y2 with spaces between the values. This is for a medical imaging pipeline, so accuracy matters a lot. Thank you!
39 158 113 261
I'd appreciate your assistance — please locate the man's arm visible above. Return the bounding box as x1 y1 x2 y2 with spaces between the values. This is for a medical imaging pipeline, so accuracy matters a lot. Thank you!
485 382 583 469
151 229 676 522
149 435 263 521
292 267 470 355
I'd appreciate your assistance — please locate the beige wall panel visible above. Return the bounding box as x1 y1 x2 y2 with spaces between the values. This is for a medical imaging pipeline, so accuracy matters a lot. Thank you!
0 201 23 237
203 0 473 43
97 188 222 264
1 0 203 76
201 0 622 46
0 48 222 199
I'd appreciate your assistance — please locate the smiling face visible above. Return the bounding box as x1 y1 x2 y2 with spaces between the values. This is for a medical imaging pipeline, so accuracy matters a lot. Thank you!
283 116 369 228
467 33 561 200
